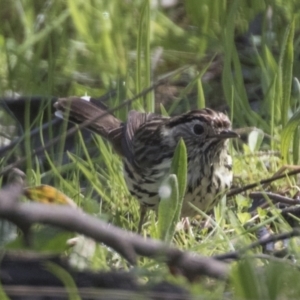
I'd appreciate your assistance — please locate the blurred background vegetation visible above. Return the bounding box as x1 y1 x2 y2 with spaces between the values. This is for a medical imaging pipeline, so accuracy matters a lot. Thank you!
1 0 300 298
0 0 298 112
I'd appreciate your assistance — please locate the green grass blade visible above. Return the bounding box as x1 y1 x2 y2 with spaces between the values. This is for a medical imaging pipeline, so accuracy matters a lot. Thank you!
0 280 9 300
157 174 179 242
170 138 187 233
45 262 81 300
292 127 300 164
135 0 153 111
222 0 267 128
159 103 169 116
197 74 206 109
170 138 187 209
279 19 295 127
157 138 187 242
231 258 264 299
281 107 300 163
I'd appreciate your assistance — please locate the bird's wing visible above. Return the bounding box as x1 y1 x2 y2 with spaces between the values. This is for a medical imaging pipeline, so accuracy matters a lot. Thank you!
123 110 167 167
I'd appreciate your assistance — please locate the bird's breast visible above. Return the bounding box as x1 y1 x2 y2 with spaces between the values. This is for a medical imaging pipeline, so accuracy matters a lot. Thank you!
182 152 233 216
123 157 172 208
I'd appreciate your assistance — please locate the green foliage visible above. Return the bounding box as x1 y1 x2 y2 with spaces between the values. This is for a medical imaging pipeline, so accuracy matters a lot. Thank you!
136 0 153 112
279 19 295 127
6 227 73 253
45 261 81 300
157 138 187 242
157 174 179 242
0 280 9 300
170 138 187 223
231 258 300 299
281 106 300 163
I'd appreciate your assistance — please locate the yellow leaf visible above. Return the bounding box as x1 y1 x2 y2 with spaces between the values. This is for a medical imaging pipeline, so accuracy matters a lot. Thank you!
24 185 77 208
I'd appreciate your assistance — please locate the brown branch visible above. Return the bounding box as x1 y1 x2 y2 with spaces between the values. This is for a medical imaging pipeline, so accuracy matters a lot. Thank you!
250 192 300 206
234 150 282 158
213 229 300 261
227 168 300 197
0 184 228 281
281 205 300 215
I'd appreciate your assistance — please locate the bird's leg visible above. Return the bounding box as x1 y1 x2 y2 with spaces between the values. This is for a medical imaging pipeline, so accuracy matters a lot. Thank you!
138 204 148 233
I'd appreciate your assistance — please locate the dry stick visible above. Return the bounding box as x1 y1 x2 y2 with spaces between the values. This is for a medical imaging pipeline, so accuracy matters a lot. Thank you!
281 205 300 215
234 150 282 158
0 79 167 178
246 254 298 267
250 192 300 206
234 127 275 141
227 168 300 197
0 286 180 300
0 184 229 280
213 228 300 261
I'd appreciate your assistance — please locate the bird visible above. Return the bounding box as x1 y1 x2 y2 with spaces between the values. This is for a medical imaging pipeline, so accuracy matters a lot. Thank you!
54 96 238 232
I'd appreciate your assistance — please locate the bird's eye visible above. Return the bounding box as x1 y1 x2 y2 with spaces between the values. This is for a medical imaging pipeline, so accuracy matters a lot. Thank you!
193 124 204 135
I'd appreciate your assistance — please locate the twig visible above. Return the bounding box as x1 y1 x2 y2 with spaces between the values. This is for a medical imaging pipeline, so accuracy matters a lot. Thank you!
234 126 274 141
227 168 300 197
0 184 228 281
246 254 297 267
250 192 300 206
213 228 300 261
234 150 282 158
280 205 300 216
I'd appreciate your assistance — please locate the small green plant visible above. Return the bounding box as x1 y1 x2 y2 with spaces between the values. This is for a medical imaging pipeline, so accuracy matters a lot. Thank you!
157 138 187 243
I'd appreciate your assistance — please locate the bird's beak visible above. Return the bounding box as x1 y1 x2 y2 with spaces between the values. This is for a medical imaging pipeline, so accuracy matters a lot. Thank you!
210 130 239 139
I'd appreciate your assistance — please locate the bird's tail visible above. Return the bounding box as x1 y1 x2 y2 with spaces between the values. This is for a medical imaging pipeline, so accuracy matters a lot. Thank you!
54 96 124 155
54 96 122 138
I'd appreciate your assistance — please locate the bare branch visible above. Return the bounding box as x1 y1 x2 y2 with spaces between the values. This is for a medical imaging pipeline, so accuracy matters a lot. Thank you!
227 168 300 197
0 184 228 280
250 191 300 206
213 229 300 261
